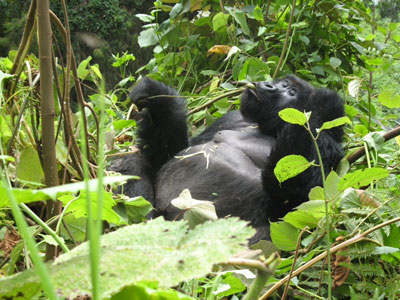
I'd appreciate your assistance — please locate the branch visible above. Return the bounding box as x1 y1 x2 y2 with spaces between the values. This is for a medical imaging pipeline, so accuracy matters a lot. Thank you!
347 125 400 164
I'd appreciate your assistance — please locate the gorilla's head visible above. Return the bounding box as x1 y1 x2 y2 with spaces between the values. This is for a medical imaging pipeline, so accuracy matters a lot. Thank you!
240 75 343 138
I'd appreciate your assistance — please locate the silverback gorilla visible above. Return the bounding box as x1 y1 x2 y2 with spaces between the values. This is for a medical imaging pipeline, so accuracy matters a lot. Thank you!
109 75 344 243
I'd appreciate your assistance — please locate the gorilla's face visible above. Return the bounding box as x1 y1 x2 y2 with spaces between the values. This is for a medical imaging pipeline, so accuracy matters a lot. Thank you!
240 75 314 135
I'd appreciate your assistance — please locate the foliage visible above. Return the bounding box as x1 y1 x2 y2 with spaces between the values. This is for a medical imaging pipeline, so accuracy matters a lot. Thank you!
0 217 253 299
0 0 400 299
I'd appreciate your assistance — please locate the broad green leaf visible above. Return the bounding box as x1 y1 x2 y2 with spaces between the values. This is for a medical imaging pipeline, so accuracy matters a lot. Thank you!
212 12 230 32
170 3 183 19
366 57 383 66
319 116 351 132
325 171 340 201
123 196 153 223
171 189 217 228
339 188 362 209
253 5 264 23
138 28 158 48
274 155 313 183
238 58 270 82
16 144 44 184
0 176 136 207
0 114 12 142
77 56 92 80
90 65 102 79
110 284 194 300
338 168 389 191
308 186 324 200
0 218 253 299
283 200 326 228
60 190 123 225
378 90 400 108
135 14 155 22
372 246 400 255
299 35 310 45
230 10 250 36
329 57 342 69
270 221 299 251
278 108 307 126
113 119 136 130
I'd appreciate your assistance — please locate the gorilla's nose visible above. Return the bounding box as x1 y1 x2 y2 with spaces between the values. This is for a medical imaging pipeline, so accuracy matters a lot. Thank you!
257 81 277 92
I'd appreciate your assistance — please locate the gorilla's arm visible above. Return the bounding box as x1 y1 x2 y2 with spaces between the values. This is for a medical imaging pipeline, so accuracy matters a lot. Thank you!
263 88 344 221
130 78 189 171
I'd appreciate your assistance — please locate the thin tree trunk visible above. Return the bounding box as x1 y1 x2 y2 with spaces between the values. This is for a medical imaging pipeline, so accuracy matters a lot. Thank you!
37 0 61 261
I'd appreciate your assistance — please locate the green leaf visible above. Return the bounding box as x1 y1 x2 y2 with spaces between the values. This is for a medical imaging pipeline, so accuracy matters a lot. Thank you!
299 35 310 45
77 56 92 80
111 284 194 300
329 57 342 69
253 5 264 23
283 200 326 228
339 188 362 209
373 246 400 255
16 144 44 184
238 58 270 82
338 168 389 191
0 218 253 299
60 190 124 225
278 108 307 125
319 116 351 132
212 12 230 32
0 176 136 207
113 119 136 130
135 14 155 23
270 221 299 251
138 28 159 48
366 57 383 66
308 186 324 200
378 90 400 108
90 65 102 79
274 155 313 183
230 10 250 36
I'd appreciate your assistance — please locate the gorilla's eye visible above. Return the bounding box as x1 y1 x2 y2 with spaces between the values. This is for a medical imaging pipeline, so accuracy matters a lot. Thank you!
282 80 289 87
288 89 297 96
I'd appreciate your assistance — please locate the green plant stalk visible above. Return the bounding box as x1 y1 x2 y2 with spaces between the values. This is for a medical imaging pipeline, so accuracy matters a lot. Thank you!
79 111 101 300
20 203 69 253
3 180 58 299
309 129 332 299
243 270 270 300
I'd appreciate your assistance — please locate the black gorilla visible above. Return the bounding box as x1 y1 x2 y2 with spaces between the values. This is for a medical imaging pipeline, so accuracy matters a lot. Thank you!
110 75 344 242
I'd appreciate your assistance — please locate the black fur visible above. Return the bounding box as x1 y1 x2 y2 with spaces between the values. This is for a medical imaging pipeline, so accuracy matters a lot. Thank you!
110 75 344 243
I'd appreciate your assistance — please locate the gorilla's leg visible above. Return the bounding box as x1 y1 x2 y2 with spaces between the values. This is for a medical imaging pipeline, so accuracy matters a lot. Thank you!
130 78 189 172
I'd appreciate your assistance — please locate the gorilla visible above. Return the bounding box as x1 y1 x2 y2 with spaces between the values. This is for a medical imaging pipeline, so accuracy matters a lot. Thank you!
109 75 344 242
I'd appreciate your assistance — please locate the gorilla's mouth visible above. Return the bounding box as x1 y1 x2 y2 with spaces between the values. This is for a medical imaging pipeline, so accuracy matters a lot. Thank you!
246 83 262 103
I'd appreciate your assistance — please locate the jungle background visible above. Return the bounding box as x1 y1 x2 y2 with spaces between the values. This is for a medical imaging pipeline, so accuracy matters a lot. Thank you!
0 0 400 299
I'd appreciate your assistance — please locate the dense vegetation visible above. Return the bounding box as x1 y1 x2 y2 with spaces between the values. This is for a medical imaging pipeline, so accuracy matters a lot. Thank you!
0 0 399 299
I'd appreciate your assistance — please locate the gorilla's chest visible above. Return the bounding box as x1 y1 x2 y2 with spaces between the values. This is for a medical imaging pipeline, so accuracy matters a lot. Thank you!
155 125 276 212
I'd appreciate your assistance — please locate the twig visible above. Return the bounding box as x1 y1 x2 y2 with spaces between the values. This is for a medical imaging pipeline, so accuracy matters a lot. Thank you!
347 125 400 164
187 88 245 116
273 0 296 79
282 227 309 300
